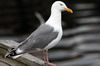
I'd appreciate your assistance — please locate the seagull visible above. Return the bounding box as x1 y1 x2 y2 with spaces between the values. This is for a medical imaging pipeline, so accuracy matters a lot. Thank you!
5 1 73 66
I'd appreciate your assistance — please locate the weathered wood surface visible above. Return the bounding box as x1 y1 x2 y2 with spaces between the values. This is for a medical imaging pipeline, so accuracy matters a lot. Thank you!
0 40 48 66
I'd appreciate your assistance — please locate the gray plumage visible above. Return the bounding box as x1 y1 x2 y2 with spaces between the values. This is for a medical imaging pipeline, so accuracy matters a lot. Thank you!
5 24 59 58
17 24 58 53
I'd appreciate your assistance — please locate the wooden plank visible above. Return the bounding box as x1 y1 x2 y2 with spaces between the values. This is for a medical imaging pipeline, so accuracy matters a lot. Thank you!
0 40 48 66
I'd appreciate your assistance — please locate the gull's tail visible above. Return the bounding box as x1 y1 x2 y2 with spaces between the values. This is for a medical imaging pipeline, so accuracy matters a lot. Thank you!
5 48 21 59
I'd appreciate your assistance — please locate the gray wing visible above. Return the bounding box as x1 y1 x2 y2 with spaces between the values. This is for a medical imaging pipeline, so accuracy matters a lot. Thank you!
17 24 58 53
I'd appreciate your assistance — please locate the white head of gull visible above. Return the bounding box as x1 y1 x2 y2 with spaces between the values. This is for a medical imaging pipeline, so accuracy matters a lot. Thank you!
5 1 73 66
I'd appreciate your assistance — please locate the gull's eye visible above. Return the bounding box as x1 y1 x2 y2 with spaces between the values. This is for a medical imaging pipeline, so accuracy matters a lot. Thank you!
60 4 63 6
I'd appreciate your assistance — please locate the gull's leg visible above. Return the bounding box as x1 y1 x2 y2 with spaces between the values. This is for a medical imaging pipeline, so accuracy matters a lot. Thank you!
43 50 49 62
43 50 57 66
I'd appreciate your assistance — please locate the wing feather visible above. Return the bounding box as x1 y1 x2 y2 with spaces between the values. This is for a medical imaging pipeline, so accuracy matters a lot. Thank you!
17 24 58 53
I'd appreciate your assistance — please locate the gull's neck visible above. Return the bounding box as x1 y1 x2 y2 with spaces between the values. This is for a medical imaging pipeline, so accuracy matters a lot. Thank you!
46 8 62 30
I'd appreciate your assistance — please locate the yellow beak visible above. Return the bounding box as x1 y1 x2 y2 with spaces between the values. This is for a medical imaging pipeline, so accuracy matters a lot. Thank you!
65 8 73 13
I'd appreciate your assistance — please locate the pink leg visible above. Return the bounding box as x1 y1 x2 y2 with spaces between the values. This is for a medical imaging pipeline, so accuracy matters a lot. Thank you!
43 50 57 66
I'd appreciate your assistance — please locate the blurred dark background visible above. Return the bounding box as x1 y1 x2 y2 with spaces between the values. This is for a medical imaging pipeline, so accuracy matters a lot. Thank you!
0 0 100 66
